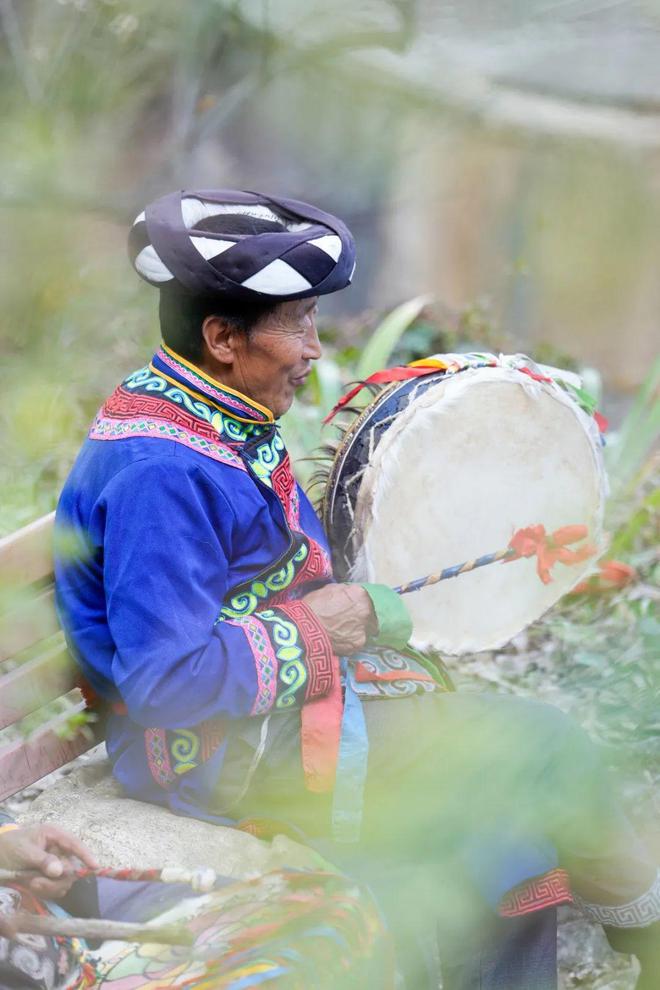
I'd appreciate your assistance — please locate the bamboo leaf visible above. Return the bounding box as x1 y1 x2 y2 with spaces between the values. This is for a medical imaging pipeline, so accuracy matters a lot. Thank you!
310 358 343 413
605 356 660 494
356 294 433 379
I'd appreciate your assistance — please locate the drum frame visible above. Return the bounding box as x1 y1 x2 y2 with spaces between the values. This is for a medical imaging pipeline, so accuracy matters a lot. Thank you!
320 369 465 579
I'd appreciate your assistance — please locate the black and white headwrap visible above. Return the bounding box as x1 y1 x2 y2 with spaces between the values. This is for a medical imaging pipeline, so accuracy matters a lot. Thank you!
128 189 356 301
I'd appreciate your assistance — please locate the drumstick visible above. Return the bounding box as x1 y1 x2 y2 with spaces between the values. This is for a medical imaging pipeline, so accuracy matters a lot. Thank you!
394 547 516 594
5 911 194 945
0 865 217 892
0 865 203 945
393 524 596 594
0 869 289 947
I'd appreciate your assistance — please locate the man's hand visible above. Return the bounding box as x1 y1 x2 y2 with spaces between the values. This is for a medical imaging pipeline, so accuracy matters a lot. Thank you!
302 583 377 655
0 825 99 900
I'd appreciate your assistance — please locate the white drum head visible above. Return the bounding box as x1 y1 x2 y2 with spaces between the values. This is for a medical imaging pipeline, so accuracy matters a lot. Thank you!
350 366 607 654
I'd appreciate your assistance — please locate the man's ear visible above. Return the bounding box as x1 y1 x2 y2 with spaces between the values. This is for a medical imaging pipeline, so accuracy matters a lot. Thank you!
201 315 236 365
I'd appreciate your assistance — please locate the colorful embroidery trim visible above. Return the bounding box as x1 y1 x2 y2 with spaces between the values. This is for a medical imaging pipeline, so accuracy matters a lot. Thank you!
498 868 572 917
145 720 227 789
220 540 309 619
271 455 300 528
169 728 201 775
156 345 271 423
280 599 336 702
145 727 176 789
241 428 289 488
90 414 246 469
89 357 288 482
573 869 660 928
124 367 259 443
226 615 279 715
258 609 309 709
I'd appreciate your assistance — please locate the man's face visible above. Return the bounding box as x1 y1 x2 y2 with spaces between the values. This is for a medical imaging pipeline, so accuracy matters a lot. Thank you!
231 298 322 418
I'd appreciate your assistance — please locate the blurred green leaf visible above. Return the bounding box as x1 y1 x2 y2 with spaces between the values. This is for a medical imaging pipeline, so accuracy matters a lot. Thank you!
356 294 433 379
605 356 660 496
609 486 660 557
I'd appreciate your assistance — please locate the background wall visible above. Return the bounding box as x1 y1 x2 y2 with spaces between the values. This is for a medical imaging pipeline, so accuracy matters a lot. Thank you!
1 0 659 531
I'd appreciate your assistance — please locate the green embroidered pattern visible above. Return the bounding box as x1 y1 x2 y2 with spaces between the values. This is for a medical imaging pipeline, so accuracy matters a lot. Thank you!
219 542 309 619
258 609 307 709
248 431 286 487
170 728 201 775
125 367 260 443
122 365 289 482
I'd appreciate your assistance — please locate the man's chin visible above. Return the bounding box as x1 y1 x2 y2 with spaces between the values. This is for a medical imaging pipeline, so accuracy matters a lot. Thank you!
272 392 295 419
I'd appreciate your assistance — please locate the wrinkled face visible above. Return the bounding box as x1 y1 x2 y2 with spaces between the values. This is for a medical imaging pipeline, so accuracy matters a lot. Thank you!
231 297 322 418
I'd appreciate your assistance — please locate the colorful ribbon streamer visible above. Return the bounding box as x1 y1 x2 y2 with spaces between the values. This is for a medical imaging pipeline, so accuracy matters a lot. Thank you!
323 362 449 424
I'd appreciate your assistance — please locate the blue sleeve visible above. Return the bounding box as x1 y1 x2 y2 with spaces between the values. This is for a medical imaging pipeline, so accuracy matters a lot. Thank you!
100 458 335 728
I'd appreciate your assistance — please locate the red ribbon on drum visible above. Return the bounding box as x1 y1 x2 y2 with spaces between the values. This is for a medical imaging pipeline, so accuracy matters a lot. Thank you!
323 363 449 423
505 524 597 586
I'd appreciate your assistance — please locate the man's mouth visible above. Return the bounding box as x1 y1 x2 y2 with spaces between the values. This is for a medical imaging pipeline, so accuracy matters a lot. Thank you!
291 370 311 386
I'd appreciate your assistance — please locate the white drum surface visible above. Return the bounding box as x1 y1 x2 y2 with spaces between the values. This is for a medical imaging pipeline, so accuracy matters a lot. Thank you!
351 367 607 654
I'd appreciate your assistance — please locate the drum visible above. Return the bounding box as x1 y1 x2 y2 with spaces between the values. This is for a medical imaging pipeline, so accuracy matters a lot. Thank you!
319 354 608 655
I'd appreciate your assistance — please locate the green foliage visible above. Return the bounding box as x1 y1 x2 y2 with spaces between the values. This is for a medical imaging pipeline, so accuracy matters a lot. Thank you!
356 294 432 379
605 356 660 498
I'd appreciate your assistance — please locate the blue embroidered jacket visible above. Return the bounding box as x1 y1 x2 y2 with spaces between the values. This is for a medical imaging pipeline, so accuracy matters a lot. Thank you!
55 345 337 819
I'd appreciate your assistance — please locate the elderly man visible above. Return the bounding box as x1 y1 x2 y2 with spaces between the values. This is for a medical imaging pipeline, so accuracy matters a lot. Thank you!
55 190 659 989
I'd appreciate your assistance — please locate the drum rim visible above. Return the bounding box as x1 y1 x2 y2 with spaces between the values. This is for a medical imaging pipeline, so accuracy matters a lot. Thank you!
320 371 449 537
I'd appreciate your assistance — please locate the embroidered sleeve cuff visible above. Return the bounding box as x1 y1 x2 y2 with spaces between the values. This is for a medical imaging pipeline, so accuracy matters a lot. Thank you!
274 600 337 704
224 602 337 715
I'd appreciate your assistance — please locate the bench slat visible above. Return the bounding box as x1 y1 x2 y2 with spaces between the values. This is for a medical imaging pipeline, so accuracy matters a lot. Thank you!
0 513 55 588
0 512 103 801
0 586 60 665
0 638 79 730
0 712 99 803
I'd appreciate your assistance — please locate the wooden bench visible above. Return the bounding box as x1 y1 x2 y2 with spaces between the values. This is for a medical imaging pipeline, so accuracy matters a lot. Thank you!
0 512 100 803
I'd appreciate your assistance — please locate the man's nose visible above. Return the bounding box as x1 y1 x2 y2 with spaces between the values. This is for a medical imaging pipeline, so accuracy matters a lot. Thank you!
303 322 322 360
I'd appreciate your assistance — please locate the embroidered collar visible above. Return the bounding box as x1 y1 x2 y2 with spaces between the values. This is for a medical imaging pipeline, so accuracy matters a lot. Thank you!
91 345 290 480
152 344 274 426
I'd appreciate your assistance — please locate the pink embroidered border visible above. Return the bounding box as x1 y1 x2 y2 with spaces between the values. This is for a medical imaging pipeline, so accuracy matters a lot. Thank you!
226 615 279 715
89 415 247 471
144 727 176 789
288 485 301 530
